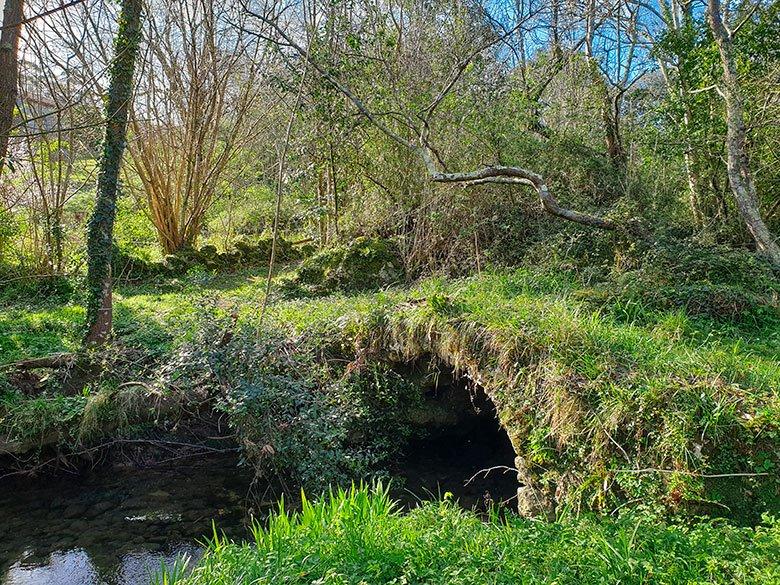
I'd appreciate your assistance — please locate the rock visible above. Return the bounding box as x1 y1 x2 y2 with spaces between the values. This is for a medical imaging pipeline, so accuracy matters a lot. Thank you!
85 501 114 518
67 519 89 534
148 490 171 500
62 502 88 519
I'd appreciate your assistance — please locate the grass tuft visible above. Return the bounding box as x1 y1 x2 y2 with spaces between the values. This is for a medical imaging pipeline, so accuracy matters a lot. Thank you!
166 485 780 585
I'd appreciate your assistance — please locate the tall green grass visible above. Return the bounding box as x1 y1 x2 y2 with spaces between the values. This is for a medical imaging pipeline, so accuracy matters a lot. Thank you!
162 484 780 585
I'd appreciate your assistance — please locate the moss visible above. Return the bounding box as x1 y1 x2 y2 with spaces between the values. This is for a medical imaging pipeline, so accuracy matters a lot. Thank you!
281 237 404 296
113 237 302 279
2 266 778 519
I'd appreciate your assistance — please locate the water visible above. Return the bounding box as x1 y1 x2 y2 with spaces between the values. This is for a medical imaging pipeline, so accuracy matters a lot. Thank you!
0 456 251 585
394 412 519 509
0 415 517 585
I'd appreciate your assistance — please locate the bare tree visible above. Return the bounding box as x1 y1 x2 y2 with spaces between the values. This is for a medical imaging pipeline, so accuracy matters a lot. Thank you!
127 0 268 254
10 14 103 274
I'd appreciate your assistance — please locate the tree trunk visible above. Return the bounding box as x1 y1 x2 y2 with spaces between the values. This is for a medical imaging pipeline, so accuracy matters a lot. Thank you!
329 141 339 237
84 0 143 345
317 167 328 248
682 105 704 226
602 91 626 170
0 0 24 175
707 0 780 266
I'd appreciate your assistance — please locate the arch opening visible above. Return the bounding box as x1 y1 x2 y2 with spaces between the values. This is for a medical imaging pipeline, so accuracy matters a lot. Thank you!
392 362 518 511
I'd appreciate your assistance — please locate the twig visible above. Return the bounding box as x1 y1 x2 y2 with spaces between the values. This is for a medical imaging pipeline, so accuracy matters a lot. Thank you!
0 438 237 480
1 0 89 31
464 465 519 486
257 61 309 325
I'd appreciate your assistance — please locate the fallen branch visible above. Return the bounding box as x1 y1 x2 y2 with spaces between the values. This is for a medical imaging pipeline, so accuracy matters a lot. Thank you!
6 352 77 370
424 163 617 231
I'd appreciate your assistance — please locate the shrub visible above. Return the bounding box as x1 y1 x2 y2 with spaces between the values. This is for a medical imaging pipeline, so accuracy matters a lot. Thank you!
161 313 420 492
0 266 74 304
603 241 780 324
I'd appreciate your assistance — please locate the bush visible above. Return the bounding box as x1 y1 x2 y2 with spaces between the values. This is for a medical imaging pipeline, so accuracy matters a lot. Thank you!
0 265 74 304
161 313 420 492
603 241 780 324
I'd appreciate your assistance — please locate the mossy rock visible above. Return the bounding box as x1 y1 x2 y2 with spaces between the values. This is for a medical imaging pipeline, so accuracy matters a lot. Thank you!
116 237 304 281
197 245 219 259
234 237 301 265
162 252 193 275
234 240 259 261
283 237 404 296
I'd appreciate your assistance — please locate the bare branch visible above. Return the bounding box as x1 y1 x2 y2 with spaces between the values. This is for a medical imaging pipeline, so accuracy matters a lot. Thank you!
243 3 624 234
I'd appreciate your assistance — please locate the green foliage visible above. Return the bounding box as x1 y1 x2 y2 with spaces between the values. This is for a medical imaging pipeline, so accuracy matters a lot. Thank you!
1 261 778 517
165 313 421 491
0 376 155 450
0 390 88 446
169 485 780 585
0 270 74 305
281 237 404 296
0 209 17 263
0 304 83 363
599 240 780 326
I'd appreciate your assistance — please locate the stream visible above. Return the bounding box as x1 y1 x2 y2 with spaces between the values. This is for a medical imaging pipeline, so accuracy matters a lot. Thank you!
0 418 517 585
0 456 250 585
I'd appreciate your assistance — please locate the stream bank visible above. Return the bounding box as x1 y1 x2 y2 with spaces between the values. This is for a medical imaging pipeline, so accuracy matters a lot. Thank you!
3 268 779 525
0 396 518 585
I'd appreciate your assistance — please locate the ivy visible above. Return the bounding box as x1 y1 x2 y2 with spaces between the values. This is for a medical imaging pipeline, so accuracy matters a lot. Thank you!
84 0 144 343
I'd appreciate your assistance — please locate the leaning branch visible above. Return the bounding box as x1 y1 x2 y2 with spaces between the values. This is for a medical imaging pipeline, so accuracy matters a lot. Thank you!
244 6 621 233
426 165 617 230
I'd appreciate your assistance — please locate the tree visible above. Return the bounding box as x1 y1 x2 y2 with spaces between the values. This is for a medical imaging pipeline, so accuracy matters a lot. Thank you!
246 3 623 235
707 0 780 266
0 0 24 174
127 0 266 255
84 0 143 345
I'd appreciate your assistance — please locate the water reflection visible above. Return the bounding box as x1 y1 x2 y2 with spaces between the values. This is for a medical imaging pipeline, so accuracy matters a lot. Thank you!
0 456 251 585
4 547 203 585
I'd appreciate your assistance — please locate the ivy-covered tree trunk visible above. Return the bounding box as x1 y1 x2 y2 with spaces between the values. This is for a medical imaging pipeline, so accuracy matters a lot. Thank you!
0 0 24 174
707 0 780 267
84 0 143 345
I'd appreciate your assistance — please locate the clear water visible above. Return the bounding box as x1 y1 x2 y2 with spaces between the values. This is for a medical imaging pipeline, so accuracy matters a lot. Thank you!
0 416 517 585
0 456 251 585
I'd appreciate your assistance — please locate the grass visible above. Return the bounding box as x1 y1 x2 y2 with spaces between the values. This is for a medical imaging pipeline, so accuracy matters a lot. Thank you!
2 266 776 376
0 268 274 365
162 484 780 585
1 266 778 515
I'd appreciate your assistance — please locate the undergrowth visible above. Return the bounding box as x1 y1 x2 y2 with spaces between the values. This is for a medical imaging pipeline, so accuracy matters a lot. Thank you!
161 484 780 585
1 242 778 518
